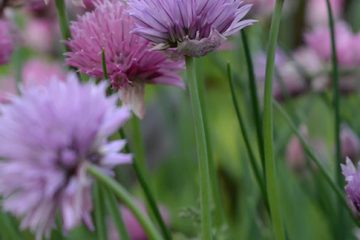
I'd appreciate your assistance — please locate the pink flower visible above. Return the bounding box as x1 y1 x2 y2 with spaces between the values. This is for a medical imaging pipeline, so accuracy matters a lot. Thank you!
0 19 14 65
342 158 360 215
305 21 360 67
109 201 169 240
24 19 55 53
66 0 184 118
22 59 66 87
306 0 344 26
128 0 255 57
0 77 17 103
0 75 132 239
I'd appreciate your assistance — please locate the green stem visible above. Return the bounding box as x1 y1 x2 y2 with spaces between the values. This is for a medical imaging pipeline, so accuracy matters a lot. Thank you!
262 0 285 239
105 188 131 240
325 0 342 187
87 165 163 240
119 129 172 240
241 30 265 173
131 118 146 167
198 61 225 228
185 56 212 240
94 182 107 240
227 63 268 210
54 0 71 46
325 0 345 237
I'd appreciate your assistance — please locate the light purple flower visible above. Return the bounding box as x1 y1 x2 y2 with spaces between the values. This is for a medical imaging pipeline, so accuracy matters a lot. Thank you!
128 0 256 57
342 158 360 214
0 19 14 65
66 0 184 118
306 0 344 26
0 75 132 239
341 125 360 161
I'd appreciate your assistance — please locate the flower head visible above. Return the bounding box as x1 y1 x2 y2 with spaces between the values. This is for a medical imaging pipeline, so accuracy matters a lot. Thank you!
342 158 360 214
66 0 184 117
0 19 14 65
128 0 256 57
0 75 131 239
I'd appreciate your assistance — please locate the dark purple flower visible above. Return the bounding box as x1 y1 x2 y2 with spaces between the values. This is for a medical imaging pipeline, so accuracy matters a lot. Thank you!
0 19 14 65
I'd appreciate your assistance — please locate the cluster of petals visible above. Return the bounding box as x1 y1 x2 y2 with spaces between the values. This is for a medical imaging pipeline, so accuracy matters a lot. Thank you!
128 0 256 57
66 0 184 117
0 75 132 239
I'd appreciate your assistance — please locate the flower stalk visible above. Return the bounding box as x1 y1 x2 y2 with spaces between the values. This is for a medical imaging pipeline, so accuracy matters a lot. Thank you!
185 56 212 240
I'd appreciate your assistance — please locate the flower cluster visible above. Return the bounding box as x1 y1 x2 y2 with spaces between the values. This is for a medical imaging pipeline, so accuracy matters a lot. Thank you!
0 75 131 239
66 0 184 117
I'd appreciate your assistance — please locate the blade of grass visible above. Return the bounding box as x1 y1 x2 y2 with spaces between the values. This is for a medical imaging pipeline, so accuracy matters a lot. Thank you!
262 0 285 239
185 56 212 240
227 63 267 209
94 181 108 240
325 0 345 237
241 30 265 173
88 165 163 240
105 188 131 240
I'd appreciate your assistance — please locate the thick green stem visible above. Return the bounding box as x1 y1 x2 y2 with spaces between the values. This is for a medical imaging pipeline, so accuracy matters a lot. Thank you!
198 61 225 228
227 63 268 211
241 30 265 173
262 0 285 239
87 165 163 240
185 56 212 240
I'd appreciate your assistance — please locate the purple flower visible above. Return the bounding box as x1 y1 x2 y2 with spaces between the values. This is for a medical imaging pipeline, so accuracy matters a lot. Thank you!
0 19 14 65
66 0 184 118
342 158 360 214
0 75 132 239
128 0 256 57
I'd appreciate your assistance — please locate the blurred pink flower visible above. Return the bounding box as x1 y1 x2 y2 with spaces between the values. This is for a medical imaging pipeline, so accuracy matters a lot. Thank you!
109 201 169 240
0 75 132 239
306 0 344 26
0 77 17 103
66 0 184 118
22 59 66 87
341 125 360 161
24 19 54 53
0 19 14 65
305 21 360 67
